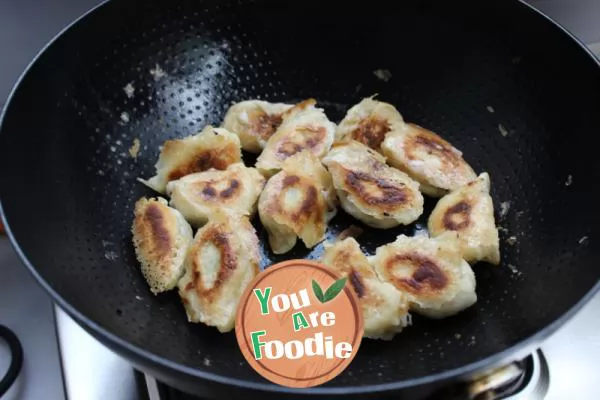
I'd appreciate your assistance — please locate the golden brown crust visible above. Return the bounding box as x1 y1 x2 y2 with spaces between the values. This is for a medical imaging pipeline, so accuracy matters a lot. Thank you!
335 97 405 152
404 124 464 170
164 137 240 182
186 226 238 303
178 211 260 332
133 199 175 265
371 234 477 319
381 123 476 196
252 112 284 142
323 140 423 228
442 201 472 231
221 100 293 153
275 126 327 160
132 197 193 294
166 164 265 227
428 173 500 265
321 238 410 339
142 203 173 257
382 253 449 298
349 116 391 149
140 126 242 193
256 99 336 175
258 151 336 254
281 98 317 118
265 174 322 229
343 170 415 212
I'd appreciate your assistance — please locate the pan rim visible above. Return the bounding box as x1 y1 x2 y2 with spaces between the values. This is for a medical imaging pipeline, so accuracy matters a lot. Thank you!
1 0 600 394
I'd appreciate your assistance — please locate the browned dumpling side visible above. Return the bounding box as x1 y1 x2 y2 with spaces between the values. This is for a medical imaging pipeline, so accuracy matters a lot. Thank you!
335 96 404 150
371 233 476 319
428 172 500 265
140 126 242 193
322 140 423 228
321 237 411 340
177 210 260 333
221 100 293 153
381 123 476 197
131 197 193 294
166 163 265 228
256 99 336 176
258 151 337 254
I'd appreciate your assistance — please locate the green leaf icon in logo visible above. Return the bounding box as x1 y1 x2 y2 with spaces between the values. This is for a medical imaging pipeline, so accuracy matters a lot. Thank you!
312 277 347 303
312 279 325 303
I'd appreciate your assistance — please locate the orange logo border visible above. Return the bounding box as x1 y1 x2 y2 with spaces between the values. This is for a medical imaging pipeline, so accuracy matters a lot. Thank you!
235 259 364 388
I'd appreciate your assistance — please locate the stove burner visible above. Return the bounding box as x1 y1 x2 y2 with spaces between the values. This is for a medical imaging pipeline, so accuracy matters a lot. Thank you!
0 324 23 397
139 350 550 400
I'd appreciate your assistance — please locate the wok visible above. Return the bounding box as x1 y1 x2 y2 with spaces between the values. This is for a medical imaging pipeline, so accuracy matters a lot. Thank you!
1 0 600 398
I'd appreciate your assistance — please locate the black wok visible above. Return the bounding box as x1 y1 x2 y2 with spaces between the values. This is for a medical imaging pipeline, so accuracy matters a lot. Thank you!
1 0 600 398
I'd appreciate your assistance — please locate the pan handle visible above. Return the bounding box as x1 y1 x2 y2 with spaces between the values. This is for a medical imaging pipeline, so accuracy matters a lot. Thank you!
0 325 23 397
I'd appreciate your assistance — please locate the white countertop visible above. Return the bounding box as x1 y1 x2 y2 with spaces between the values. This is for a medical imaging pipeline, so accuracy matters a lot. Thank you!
0 239 63 400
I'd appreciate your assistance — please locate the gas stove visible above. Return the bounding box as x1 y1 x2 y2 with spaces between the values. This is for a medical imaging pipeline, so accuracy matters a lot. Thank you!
2 234 599 400
52 295 600 400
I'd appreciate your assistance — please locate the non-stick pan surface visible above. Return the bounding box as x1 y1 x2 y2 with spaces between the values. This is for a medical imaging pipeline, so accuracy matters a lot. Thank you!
1 0 600 396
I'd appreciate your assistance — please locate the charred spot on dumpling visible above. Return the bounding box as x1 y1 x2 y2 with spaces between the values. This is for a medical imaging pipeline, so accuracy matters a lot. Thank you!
143 203 172 257
256 101 336 174
283 175 300 186
198 179 241 200
381 123 476 196
336 97 405 151
372 234 477 319
273 174 322 226
187 229 237 302
177 212 260 332
252 112 284 141
258 151 333 254
349 270 366 298
323 140 423 228
132 197 193 294
428 172 500 265
345 171 411 210
387 253 449 293
320 237 411 339
350 116 391 149
221 100 293 153
141 126 242 194
405 125 462 167
442 201 472 231
275 126 325 159
166 145 239 182
220 180 240 199
167 164 264 228
201 186 217 197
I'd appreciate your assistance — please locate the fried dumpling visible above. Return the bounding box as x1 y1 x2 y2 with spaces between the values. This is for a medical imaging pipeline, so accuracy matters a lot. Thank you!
321 238 411 340
322 140 423 229
140 126 242 193
178 210 260 332
335 96 404 150
428 173 500 265
166 163 265 228
221 100 293 153
258 151 336 254
381 123 476 197
131 197 193 294
371 233 477 319
255 99 336 176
